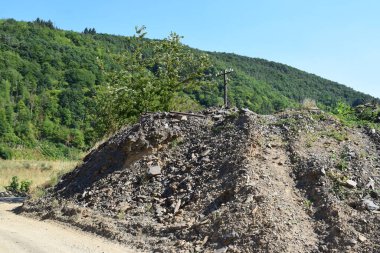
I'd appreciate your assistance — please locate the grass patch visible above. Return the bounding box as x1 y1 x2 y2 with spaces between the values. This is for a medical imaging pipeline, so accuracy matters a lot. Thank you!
0 160 78 192
324 129 347 142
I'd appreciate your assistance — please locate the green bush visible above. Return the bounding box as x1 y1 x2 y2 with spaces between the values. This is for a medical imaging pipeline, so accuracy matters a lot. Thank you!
20 180 32 193
5 176 32 193
0 145 13 160
7 176 19 192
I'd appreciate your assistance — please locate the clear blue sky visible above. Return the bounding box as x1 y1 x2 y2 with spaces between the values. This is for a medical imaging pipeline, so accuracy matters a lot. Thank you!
2 0 380 98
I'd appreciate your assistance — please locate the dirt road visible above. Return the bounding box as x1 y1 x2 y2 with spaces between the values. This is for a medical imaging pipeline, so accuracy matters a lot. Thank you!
0 199 137 253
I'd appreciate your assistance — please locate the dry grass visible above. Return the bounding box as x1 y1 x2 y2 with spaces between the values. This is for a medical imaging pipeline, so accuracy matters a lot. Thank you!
301 98 318 110
0 160 78 192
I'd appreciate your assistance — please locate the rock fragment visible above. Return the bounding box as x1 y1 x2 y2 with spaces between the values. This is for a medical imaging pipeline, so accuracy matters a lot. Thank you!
174 199 181 214
362 199 380 211
214 247 228 253
345 179 357 188
366 178 375 189
358 235 367 243
148 165 161 176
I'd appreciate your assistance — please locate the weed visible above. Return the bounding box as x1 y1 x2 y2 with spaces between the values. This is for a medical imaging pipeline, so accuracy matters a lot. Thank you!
169 137 183 149
6 176 19 192
212 125 224 134
325 130 347 142
40 163 53 171
327 171 351 200
337 160 348 171
20 180 32 193
310 113 328 121
51 199 60 208
31 187 46 199
225 111 239 120
274 117 299 132
23 162 32 169
301 98 317 110
116 210 126 220
305 133 319 148
304 199 313 209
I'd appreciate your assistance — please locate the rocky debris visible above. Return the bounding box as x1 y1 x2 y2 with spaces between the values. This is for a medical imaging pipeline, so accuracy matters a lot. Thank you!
0 190 27 198
0 191 14 197
22 108 380 252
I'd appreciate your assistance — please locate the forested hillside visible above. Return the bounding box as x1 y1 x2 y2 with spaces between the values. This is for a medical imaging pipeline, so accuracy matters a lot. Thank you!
0 18 377 159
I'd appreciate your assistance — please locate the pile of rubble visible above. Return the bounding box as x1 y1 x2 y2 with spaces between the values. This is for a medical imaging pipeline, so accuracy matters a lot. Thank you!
0 191 14 197
22 108 380 252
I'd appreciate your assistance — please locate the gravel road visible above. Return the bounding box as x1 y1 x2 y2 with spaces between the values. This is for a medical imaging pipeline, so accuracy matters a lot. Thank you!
0 199 137 253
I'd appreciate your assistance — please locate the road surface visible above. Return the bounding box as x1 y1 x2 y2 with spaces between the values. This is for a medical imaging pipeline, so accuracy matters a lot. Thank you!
0 199 137 253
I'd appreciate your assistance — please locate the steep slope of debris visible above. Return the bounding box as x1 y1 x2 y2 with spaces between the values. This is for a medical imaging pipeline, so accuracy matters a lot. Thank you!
22 108 380 252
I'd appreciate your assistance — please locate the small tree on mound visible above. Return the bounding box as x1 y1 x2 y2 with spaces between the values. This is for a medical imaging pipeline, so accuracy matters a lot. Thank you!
97 26 212 133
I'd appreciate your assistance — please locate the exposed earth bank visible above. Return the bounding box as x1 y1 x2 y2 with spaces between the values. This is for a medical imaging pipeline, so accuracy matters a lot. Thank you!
22 108 380 252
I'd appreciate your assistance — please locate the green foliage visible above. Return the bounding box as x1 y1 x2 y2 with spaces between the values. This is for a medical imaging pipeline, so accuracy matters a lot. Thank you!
20 179 32 192
97 27 211 132
6 175 32 193
325 130 347 142
333 101 380 130
7 176 19 192
0 18 378 159
334 102 355 120
0 144 13 160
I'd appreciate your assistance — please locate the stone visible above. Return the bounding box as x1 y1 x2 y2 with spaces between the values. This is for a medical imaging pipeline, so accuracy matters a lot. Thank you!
155 205 166 217
366 178 375 189
214 247 228 253
345 180 357 188
371 128 376 134
148 165 161 176
201 236 209 245
321 168 326 175
213 114 223 120
174 199 181 214
201 149 211 157
362 199 380 211
181 115 188 121
358 235 367 243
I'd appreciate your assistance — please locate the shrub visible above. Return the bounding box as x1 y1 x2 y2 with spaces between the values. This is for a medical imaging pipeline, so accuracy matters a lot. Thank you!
5 176 32 193
20 180 32 193
6 176 19 192
0 145 13 160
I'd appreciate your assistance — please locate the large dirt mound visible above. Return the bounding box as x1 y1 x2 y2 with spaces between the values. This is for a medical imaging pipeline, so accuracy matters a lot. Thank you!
22 108 380 252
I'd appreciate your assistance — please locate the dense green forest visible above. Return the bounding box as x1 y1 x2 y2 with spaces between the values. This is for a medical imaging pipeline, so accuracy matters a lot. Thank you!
0 18 377 160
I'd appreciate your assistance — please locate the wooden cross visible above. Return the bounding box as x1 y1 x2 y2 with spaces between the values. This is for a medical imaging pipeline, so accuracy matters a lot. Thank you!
216 68 234 108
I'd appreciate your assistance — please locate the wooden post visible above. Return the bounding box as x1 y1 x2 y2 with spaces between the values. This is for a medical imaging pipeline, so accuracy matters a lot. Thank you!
216 68 234 108
223 70 228 107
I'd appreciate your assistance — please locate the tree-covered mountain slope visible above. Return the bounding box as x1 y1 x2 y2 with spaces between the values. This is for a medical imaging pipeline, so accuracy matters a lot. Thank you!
0 18 377 159
208 53 376 111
